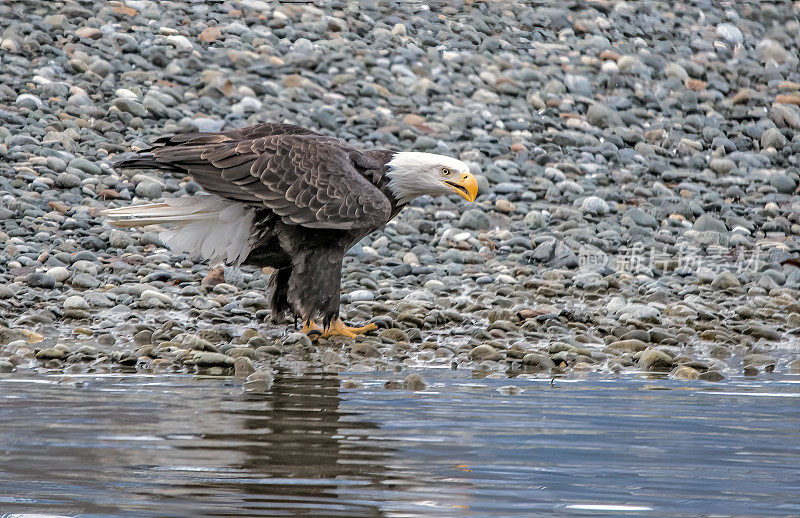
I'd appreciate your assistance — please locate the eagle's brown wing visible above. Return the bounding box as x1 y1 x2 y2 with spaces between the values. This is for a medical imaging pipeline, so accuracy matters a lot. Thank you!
125 123 393 230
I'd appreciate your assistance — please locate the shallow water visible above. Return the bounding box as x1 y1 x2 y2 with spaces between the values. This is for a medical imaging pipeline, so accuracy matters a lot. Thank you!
0 370 799 517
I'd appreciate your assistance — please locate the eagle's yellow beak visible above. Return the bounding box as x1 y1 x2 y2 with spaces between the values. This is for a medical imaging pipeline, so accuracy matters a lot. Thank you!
445 171 478 202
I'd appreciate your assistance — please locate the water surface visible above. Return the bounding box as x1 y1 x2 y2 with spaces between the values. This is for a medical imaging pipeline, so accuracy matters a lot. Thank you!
1 370 798 517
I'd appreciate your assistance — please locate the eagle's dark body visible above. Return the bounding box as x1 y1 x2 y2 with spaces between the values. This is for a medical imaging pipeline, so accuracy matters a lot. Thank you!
113 123 404 327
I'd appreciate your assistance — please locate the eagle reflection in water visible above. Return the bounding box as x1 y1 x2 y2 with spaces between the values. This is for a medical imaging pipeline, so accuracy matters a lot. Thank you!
172 371 392 517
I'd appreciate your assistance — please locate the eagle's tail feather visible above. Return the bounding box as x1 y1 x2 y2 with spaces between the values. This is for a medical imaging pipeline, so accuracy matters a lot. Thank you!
101 195 255 266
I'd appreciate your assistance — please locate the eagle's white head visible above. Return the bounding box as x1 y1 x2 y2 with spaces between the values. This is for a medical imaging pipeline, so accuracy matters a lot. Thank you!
385 152 478 205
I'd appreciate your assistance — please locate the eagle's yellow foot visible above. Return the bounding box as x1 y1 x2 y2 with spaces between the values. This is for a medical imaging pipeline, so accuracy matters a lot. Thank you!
322 319 377 339
300 319 377 339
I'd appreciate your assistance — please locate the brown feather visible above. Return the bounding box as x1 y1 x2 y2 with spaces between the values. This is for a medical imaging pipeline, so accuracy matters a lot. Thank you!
114 123 394 231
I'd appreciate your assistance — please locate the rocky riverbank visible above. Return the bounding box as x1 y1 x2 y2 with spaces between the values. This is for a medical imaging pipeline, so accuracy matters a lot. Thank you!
1 0 800 385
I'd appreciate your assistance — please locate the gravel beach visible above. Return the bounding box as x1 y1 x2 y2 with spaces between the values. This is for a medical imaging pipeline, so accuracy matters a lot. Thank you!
2 0 800 384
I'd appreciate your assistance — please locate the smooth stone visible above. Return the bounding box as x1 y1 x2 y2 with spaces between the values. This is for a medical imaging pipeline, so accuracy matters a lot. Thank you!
761 128 787 149
698 371 725 381
671 365 700 380
716 23 743 44
622 208 658 229
244 369 274 392
71 273 100 289
26 272 56 289
607 339 648 352
459 210 490 230
580 196 609 215
523 211 547 229
743 354 775 369
112 98 148 117
693 214 728 233
108 230 134 248
46 266 70 282
638 348 674 371
193 351 234 367
470 344 500 361
585 103 622 128
63 295 89 310
55 173 81 188
710 271 740 290
522 353 555 371
769 173 795 194
36 348 67 360
234 356 256 378
140 290 173 306
69 158 101 175
402 374 426 391
348 290 374 302
283 332 312 348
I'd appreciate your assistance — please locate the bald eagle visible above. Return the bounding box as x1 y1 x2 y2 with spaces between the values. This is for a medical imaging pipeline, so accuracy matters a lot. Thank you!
102 123 478 338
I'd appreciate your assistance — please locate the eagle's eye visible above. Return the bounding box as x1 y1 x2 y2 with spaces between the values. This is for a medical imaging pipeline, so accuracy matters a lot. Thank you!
441 167 452 176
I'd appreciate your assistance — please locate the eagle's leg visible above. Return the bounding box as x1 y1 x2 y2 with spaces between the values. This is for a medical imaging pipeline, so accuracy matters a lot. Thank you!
268 267 292 324
287 249 376 339
287 249 345 330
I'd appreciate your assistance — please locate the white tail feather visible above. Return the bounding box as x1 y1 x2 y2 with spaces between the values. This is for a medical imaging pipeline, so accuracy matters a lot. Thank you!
101 195 256 266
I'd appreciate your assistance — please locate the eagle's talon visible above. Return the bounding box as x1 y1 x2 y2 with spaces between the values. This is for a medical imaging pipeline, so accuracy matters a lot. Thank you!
300 319 322 337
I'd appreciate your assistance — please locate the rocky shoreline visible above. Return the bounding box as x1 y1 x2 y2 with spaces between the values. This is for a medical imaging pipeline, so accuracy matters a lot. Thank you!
2 1 800 385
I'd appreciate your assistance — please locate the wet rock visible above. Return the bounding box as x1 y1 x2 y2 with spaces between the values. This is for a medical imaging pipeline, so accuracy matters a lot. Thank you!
244 369 274 392
743 354 776 372
698 371 725 382
234 356 256 378
470 344 501 361
36 348 67 360
140 290 173 307
350 342 379 357
638 348 674 371
522 353 555 371
402 373 426 391
384 379 404 390
671 365 699 380
380 328 408 342
193 351 234 368
283 333 313 349
607 339 649 352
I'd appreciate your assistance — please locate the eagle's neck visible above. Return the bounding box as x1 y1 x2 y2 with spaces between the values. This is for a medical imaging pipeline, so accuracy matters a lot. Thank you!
385 151 448 204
